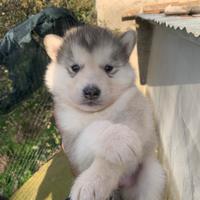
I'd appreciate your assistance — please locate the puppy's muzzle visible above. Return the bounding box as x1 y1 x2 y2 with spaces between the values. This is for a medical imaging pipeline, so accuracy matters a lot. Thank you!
83 85 101 100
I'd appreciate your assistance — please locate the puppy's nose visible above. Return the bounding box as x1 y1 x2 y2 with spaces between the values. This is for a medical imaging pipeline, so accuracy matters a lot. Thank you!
83 85 101 100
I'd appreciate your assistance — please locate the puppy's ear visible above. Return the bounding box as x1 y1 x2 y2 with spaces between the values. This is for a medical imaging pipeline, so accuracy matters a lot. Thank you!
120 30 136 57
44 34 63 61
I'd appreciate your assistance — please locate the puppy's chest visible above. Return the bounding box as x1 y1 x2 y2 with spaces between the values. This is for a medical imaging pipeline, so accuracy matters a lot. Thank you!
55 92 142 144
57 108 112 135
55 104 131 143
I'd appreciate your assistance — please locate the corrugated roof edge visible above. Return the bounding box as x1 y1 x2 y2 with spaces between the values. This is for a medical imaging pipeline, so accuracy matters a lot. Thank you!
137 14 200 38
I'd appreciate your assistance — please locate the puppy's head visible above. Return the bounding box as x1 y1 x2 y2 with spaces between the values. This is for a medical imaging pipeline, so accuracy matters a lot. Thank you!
44 25 136 112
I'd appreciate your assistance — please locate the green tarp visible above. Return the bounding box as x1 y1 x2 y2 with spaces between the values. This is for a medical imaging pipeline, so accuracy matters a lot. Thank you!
0 7 79 114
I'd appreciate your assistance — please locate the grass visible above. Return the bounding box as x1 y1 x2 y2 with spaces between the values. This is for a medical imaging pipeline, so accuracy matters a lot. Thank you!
0 0 96 38
0 87 61 198
0 0 96 198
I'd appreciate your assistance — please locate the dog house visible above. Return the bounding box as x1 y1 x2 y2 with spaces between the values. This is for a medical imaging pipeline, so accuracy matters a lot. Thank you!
136 14 200 200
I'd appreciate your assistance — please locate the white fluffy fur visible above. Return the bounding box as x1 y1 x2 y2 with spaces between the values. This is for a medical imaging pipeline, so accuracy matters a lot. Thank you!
73 121 142 171
44 28 165 200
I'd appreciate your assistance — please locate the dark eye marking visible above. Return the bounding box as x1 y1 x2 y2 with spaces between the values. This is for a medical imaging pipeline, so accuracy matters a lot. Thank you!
103 64 119 77
71 64 80 73
104 65 114 73
66 64 82 77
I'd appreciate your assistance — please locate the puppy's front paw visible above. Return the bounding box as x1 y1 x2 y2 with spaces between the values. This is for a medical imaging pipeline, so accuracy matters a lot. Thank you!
70 168 118 200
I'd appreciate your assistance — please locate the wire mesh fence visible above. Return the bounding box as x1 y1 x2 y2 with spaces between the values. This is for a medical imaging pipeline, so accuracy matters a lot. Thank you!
0 7 80 198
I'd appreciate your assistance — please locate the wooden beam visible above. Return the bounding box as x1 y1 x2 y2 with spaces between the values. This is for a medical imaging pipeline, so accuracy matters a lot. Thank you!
122 0 200 20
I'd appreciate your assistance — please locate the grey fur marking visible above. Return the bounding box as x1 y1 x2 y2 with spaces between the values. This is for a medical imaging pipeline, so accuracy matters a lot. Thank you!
57 25 135 66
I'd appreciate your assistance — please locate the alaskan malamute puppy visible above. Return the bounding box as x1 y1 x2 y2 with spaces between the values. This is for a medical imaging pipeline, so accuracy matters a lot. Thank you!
44 25 165 200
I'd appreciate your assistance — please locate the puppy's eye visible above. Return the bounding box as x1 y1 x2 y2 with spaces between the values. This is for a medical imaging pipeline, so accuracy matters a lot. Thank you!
70 64 80 73
104 65 114 73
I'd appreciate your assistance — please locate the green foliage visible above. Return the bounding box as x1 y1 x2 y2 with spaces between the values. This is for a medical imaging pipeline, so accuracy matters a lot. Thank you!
0 0 96 39
0 0 96 197
0 87 61 198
